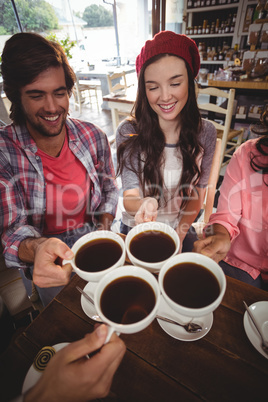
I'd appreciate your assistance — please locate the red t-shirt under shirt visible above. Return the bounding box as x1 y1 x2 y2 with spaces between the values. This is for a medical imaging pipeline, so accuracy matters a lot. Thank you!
37 135 90 234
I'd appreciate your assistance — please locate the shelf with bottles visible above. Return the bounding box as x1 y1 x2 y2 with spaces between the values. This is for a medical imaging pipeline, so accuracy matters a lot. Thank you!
185 9 238 39
186 1 239 13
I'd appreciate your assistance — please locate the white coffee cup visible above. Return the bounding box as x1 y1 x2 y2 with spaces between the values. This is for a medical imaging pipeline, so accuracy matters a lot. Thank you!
94 265 161 343
62 231 126 282
158 252 226 318
125 222 180 273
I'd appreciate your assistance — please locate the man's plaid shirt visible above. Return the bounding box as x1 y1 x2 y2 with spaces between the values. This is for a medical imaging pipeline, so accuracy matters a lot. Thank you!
0 118 118 270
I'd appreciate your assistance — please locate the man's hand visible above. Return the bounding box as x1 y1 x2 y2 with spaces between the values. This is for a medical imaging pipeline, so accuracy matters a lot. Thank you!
19 237 74 288
24 325 126 402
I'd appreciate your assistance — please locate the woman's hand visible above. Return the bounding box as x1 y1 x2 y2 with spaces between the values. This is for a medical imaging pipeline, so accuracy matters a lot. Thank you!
193 227 231 263
135 197 158 224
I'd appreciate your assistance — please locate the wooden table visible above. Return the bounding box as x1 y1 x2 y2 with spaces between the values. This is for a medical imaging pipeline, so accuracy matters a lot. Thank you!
1 273 268 402
103 85 137 134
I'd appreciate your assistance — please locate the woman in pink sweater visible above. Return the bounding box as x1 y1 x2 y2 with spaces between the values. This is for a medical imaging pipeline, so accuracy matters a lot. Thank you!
193 134 268 290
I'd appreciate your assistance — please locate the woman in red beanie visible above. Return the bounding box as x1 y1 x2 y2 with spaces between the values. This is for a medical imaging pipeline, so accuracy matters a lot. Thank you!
116 31 217 251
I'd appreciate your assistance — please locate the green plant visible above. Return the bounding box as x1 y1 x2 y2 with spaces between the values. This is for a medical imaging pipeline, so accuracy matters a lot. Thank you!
46 32 76 59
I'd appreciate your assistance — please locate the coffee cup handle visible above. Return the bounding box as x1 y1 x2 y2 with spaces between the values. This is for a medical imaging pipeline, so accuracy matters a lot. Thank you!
62 259 71 266
104 326 120 344
62 259 75 272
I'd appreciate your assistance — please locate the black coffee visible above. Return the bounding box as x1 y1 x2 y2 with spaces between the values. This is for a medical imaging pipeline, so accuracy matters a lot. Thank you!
100 276 155 324
164 262 220 308
75 239 122 272
130 230 176 263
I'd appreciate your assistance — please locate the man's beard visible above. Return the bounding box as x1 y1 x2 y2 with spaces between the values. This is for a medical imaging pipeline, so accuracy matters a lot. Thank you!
25 113 66 138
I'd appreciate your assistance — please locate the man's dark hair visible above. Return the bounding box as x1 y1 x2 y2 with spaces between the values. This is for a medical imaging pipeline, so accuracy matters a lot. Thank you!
1 32 75 125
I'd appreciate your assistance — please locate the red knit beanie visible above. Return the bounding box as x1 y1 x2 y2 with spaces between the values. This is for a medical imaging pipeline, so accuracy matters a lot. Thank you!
136 31 200 78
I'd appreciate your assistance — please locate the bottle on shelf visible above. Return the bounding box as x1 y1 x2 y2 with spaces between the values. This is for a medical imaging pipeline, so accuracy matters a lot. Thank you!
207 46 212 60
222 41 229 57
233 43 239 62
265 0 268 16
210 22 215 35
256 1 266 20
218 46 224 61
187 0 193 8
213 47 218 61
202 19 208 34
215 19 220 34
225 22 230 34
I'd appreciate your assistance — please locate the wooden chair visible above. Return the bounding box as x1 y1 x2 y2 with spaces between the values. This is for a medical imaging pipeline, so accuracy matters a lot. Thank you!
107 71 128 94
73 75 101 115
196 86 244 175
192 138 222 238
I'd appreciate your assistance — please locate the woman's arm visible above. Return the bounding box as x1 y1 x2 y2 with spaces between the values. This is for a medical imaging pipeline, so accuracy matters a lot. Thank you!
123 189 158 223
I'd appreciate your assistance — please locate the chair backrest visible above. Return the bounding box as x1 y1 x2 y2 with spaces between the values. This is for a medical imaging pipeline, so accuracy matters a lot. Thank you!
196 86 236 170
73 74 83 114
107 71 127 93
203 137 222 223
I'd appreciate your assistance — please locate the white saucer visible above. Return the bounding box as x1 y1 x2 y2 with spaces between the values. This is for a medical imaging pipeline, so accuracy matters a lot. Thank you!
22 342 69 394
80 281 101 320
243 301 268 359
156 296 213 341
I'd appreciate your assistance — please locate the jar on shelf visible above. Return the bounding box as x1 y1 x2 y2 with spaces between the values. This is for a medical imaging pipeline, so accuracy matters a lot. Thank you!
248 23 262 47
198 25 202 34
206 25 210 34
194 26 198 34
260 22 268 43
252 50 268 77
242 50 256 74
